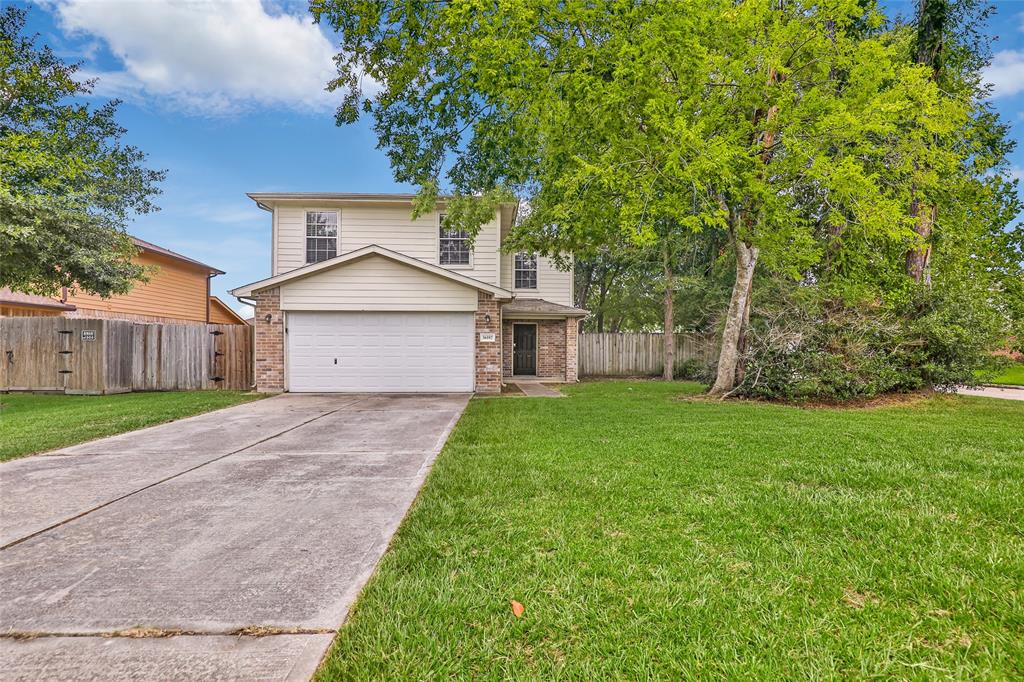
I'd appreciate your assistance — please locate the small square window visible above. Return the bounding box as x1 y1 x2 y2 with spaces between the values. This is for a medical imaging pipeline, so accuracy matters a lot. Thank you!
439 214 471 266
514 253 537 289
305 211 338 264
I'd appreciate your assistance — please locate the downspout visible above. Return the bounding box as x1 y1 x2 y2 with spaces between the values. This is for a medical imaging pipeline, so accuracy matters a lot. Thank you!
236 295 258 391
206 273 214 324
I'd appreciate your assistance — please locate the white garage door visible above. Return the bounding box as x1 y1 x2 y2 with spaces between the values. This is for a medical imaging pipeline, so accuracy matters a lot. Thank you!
287 311 474 392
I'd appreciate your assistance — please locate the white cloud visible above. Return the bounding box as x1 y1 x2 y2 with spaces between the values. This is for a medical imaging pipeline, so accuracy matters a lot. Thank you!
984 49 1024 100
50 0 341 115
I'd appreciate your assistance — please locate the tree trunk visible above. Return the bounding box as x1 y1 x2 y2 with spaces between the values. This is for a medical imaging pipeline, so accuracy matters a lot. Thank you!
709 239 759 397
662 246 674 381
734 266 755 385
905 0 945 284
905 197 935 284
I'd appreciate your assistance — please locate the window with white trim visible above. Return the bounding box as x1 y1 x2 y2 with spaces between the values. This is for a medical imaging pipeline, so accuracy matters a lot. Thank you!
305 211 338 264
514 253 538 289
438 214 471 266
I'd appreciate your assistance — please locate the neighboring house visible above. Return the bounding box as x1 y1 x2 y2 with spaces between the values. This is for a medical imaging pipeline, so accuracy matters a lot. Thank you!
209 296 249 325
231 192 586 393
0 290 77 318
0 237 243 325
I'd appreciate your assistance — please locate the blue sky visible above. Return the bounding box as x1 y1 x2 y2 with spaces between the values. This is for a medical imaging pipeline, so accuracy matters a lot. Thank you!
20 0 1024 316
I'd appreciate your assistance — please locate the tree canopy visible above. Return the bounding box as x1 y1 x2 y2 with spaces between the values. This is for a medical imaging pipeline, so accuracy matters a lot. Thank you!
0 6 164 296
316 0 1021 397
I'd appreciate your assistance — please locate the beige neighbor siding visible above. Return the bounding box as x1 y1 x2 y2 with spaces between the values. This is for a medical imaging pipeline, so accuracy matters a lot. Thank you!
272 203 501 287
500 252 574 306
278 254 479 311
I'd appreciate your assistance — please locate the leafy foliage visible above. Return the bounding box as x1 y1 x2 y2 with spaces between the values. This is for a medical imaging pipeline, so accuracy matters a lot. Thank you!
737 284 1010 401
0 7 164 296
316 0 1021 399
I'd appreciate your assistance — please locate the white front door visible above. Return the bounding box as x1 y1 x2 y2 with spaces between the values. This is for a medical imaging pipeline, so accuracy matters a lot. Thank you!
286 311 474 392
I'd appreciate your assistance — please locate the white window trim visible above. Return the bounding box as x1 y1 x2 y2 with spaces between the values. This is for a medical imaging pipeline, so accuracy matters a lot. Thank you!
437 212 474 269
513 252 539 290
304 209 340 265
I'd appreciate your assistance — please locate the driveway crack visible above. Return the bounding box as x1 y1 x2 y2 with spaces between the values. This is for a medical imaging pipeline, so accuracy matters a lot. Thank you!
1 626 336 640
0 402 357 551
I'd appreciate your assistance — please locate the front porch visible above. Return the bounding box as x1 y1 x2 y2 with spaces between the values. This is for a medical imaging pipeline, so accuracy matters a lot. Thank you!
499 299 587 385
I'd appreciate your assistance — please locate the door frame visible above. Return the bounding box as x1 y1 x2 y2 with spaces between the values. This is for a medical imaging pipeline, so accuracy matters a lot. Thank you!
512 322 538 376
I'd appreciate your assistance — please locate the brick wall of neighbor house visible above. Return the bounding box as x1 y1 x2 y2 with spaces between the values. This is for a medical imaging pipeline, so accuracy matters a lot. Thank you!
475 292 502 393
501 318 569 380
254 288 285 392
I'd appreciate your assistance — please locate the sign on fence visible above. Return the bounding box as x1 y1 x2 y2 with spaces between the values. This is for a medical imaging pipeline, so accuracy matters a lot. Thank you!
0 317 253 394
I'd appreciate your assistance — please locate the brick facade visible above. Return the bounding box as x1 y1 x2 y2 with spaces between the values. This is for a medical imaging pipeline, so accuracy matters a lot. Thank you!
250 287 577 394
501 315 580 382
253 288 285 393
474 292 502 393
564 317 579 382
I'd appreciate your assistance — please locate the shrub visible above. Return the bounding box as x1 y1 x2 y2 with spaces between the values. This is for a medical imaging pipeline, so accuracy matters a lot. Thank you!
733 285 1007 402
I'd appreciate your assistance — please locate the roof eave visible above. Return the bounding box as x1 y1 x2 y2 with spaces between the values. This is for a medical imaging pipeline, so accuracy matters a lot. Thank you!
230 244 513 300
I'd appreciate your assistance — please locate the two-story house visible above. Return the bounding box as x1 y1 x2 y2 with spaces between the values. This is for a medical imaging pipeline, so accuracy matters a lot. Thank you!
230 192 586 393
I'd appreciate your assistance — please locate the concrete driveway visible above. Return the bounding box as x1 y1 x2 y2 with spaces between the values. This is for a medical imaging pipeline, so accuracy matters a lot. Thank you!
0 393 469 681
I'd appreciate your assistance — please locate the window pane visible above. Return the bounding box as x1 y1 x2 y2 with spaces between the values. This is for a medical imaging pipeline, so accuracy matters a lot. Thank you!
439 215 470 265
306 211 338 262
514 253 537 288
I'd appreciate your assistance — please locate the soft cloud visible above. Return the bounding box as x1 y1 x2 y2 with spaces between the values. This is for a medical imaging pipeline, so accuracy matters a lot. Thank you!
984 49 1024 100
51 0 340 114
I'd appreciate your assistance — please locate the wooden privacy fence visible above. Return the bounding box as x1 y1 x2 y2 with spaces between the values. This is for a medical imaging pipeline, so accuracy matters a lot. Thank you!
0 317 253 394
578 332 717 377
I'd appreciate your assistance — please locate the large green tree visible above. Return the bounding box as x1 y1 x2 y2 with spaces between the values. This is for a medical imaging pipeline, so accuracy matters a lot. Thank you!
0 7 164 297
316 0 1017 395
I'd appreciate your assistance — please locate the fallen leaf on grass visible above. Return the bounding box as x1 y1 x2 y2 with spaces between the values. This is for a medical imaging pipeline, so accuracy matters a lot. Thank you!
511 600 525 618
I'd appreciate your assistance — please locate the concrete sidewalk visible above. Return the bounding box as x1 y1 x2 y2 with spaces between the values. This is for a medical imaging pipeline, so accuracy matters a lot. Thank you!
0 393 468 681
957 385 1024 402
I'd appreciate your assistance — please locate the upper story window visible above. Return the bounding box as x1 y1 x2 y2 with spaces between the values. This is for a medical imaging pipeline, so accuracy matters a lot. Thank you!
305 211 338 264
514 253 538 289
438 214 471 266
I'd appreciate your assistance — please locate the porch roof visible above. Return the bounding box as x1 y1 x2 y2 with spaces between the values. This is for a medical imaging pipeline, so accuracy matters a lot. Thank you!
501 298 588 319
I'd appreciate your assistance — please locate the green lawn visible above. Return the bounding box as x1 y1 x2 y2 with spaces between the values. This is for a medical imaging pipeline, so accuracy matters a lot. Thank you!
0 391 263 462
318 381 1024 680
983 363 1024 387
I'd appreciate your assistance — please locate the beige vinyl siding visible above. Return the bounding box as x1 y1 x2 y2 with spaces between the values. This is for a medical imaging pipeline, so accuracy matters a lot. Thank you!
501 252 574 306
275 207 308 274
272 203 501 286
279 254 478 311
65 252 210 322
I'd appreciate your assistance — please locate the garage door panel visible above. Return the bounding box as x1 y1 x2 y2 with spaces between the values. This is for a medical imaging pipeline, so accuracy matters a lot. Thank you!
287 312 474 392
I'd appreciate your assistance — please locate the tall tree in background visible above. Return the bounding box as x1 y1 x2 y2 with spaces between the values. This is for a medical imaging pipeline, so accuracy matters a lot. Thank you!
0 7 163 296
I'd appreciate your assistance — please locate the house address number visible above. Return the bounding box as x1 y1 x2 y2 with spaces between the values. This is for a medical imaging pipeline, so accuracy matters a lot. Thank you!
81 330 97 342
479 332 496 342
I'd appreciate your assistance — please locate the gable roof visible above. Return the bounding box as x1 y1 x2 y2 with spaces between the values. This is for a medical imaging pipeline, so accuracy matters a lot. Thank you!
132 237 224 275
208 296 248 324
230 244 512 300
0 288 76 311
